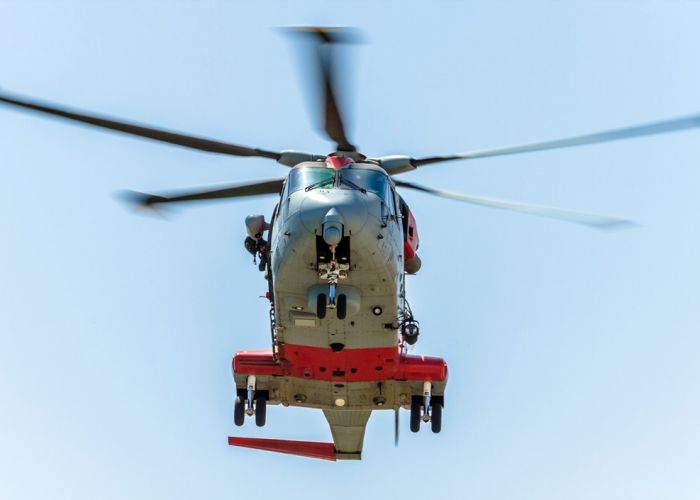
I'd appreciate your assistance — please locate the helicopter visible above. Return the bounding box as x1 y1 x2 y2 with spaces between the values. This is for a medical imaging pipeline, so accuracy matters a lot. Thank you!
1 27 699 461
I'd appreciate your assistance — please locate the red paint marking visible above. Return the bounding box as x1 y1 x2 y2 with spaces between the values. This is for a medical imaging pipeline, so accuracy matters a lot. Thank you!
233 346 447 382
228 436 337 461
395 353 448 382
233 349 284 377
326 155 354 170
404 209 420 260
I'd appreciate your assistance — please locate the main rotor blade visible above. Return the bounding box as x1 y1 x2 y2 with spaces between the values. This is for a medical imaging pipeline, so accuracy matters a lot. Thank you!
394 180 635 230
124 178 285 208
412 114 700 167
291 27 358 152
0 91 281 160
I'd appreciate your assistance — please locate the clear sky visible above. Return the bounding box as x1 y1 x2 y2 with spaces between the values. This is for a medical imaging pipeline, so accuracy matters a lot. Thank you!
1 1 699 499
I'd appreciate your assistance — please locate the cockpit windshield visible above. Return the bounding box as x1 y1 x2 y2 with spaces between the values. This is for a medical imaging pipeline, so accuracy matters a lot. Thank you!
339 169 387 197
286 166 391 203
287 167 335 194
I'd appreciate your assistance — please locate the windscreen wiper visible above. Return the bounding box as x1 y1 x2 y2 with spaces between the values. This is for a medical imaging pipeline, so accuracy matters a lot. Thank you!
339 177 367 193
305 176 335 192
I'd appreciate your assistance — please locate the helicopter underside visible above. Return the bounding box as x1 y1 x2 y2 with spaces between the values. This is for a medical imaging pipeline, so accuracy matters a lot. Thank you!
231 185 448 459
272 185 405 350
232 349 447 460
233 348 448 409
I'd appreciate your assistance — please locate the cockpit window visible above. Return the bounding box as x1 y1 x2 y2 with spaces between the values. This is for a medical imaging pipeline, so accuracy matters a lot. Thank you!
287 167 335 194
339 169 388 197
286 166 394 210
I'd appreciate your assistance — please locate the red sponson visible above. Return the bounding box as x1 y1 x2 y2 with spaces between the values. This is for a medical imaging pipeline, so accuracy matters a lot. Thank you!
232 349 283 377
233 346 447 382
395 354 448 381
228 436 337 461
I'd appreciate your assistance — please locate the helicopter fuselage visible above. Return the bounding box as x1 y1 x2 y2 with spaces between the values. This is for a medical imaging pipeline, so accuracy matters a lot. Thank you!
272 161 403 350
231 160 448 460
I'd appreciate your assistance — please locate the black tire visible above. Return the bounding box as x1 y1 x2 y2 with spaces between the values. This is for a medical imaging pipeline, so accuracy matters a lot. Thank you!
255 394 267 427
431 400 442 434
336 294 347 320
410 396 421 433
317 293 327 319
234 396 245 426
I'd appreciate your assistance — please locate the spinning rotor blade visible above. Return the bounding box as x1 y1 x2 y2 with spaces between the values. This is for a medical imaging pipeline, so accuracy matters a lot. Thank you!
412 114 700 167
124 178 285 208
394 180 635 230
290 27 358 152
0 91 281 160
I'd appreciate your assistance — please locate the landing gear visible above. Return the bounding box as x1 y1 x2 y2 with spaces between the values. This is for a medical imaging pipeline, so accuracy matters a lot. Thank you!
431 400 442 433
422 381 431 423
317 248 350 320
234 396 245 426
336 294 347 319
234 376 269 427
328 281 336 305
410 396 421 433
255 394 267 427
408 383 443 434
315 291 347 319
246 375 256 416
317 293 327 319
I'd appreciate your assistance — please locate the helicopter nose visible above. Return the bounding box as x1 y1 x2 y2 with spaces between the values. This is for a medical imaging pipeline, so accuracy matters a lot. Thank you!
299 188 369 236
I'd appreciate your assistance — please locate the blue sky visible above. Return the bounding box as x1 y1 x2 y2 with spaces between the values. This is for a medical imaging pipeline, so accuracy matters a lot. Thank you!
1 1 699 499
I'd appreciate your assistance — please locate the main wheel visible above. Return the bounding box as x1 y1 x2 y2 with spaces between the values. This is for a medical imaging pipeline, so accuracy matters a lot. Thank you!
317 293 327 319
255 394 267 427
234 396 245 426
431 400 442 433
336 294 347 319
410 396 421 433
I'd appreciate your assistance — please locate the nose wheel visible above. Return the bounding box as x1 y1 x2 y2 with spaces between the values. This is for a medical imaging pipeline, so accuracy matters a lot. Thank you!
316 293 327 319
317 256 349 320
315 289 347 320
336 293 347 319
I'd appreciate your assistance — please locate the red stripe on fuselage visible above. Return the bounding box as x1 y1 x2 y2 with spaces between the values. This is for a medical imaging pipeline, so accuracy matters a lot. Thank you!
233 345 447 383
